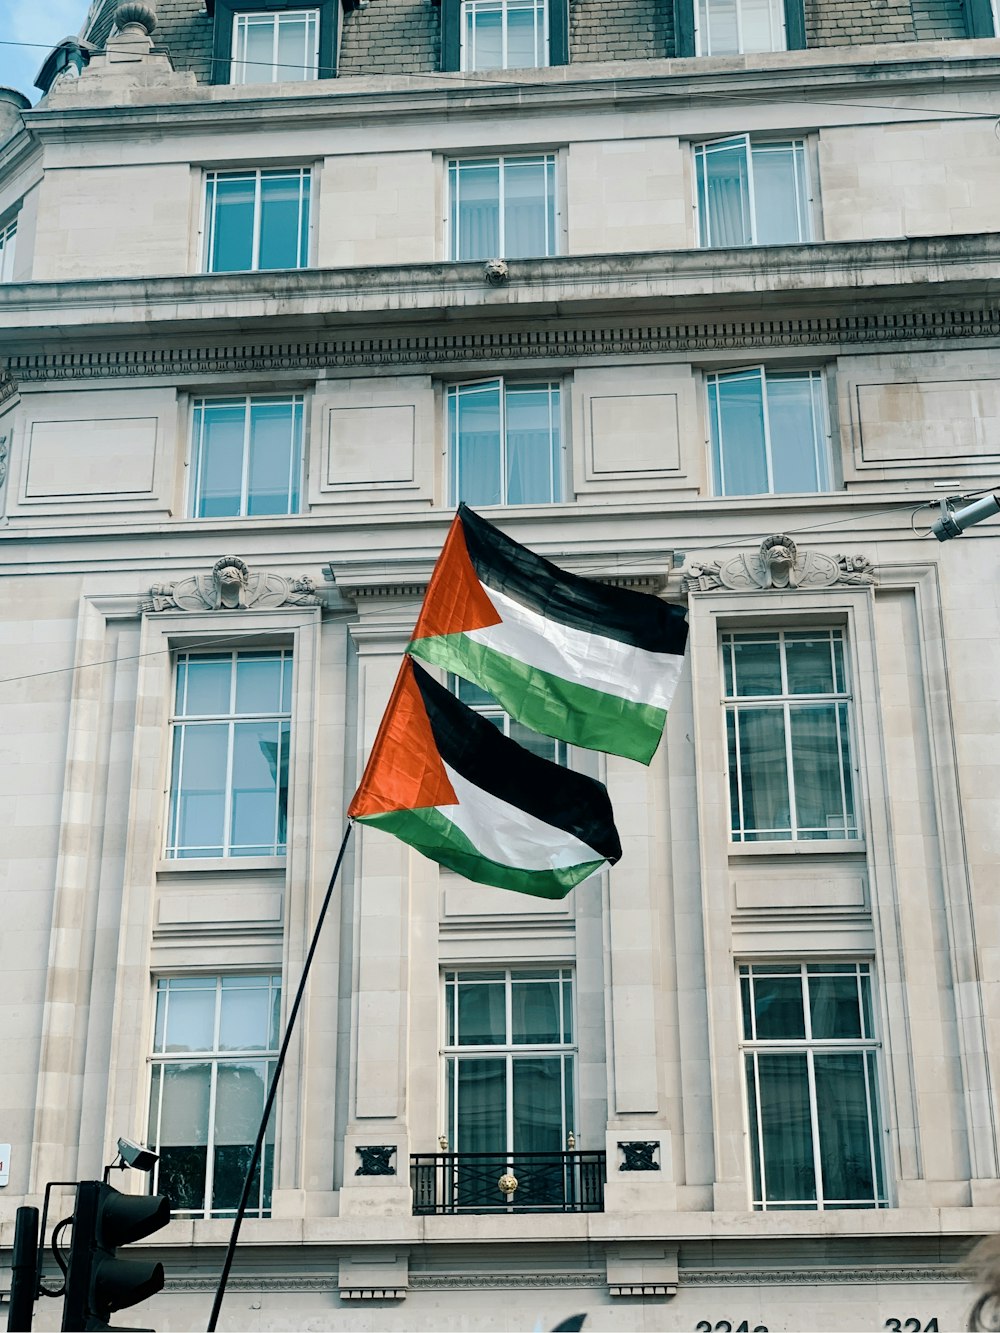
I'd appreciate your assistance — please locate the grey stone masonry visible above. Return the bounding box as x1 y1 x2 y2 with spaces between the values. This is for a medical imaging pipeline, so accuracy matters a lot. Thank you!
338 0 440 75
910 0 967 40
806 0 916 45
571 0 672 62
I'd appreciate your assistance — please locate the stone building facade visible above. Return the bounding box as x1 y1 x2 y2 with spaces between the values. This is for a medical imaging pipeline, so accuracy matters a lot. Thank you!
1 0 1000 1326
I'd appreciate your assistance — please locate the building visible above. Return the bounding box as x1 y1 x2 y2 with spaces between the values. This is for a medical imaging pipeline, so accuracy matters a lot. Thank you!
1 0 1000 1324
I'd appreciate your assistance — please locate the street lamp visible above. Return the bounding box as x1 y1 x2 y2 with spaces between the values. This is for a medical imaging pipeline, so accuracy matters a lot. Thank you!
932 492 1000 540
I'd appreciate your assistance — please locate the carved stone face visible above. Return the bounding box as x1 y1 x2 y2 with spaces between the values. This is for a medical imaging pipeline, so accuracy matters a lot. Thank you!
217 565 247 588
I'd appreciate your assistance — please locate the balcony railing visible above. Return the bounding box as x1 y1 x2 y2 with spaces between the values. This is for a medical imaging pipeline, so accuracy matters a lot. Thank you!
411 1150 606 1214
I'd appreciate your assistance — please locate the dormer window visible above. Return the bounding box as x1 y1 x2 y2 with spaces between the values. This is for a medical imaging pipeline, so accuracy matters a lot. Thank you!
208 0 335 84
439 0 567 70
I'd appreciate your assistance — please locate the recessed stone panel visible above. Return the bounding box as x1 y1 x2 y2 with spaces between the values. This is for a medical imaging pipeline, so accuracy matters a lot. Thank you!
326 403 416 488
24 417 158 499
733 874 867 912
856 379 1000 464
589 393 679 474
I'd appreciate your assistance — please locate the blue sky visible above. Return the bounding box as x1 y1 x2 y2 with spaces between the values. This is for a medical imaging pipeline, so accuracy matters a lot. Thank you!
0 0 91 102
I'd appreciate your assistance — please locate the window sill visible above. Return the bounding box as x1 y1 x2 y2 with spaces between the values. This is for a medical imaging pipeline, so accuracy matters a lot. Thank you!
157 855 287 874
728 840 865 857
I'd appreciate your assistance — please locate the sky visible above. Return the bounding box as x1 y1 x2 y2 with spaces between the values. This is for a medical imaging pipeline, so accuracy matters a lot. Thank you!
0 0 91 103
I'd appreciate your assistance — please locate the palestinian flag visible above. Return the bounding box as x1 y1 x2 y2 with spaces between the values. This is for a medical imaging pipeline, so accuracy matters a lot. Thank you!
407 504 688 765
348 658 622 900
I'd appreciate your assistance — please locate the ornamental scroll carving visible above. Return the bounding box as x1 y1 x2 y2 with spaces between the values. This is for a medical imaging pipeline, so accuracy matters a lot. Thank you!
144 556 320 612
683 535 875 594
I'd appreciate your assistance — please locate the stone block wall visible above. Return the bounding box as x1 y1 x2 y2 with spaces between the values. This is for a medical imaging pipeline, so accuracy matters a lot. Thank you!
570 0 672 63
338 0 440 75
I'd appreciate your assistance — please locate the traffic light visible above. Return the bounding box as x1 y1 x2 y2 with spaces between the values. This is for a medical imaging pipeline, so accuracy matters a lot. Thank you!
62 1181 170 1332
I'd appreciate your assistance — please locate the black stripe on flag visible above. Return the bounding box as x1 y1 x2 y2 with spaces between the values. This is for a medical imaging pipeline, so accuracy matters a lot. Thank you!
458 503 688 656
411 662 622 865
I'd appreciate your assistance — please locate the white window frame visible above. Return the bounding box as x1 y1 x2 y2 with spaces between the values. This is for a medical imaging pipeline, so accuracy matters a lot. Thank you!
0 216 17 282
450 673 567 765
166 648 293 859
189 393 305 518
147 975 281 1219
447 376 563 507
707 365 831 496
723 627 860 845
203 167 311 273
694 134 811 248
740 960 887 1211
460 0 549 70
230 8 320 83
447 153 559 261
694 0 786 55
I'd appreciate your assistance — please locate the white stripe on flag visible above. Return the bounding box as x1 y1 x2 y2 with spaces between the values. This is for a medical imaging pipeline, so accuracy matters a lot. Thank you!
467 584 684 709
440 764 601 872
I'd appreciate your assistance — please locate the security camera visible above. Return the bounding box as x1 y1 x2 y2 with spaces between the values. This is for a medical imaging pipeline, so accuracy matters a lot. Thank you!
117 1137 160 1172
932 492 1000 541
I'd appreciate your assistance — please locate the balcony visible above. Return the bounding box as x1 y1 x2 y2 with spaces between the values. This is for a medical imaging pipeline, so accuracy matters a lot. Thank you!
411 1150 606 1215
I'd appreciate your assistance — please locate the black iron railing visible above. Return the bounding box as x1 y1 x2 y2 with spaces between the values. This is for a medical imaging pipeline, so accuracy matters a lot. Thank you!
411 1150 606 1214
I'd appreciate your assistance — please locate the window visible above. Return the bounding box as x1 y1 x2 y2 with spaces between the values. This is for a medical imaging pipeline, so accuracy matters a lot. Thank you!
0 217 16 282
448 155 557 261
441 0 567 69
204 168 310 273
708 367 830 496
148 976 281 1218
210 0 335 85
695 136 810 247
741 961 886 1211
191 395 304 518
696 0 785 53
231 8 319 82
461 0 547 68
444 969 575 1203
449 378 562 506
724 628 859 843
167 650 292 859
452 675 566 764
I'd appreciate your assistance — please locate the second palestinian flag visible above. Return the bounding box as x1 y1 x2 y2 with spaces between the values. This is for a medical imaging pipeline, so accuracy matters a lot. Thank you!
408 504 688 764
348 658 621 900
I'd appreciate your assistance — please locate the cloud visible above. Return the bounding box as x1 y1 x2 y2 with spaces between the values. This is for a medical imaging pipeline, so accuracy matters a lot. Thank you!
0 0 91 101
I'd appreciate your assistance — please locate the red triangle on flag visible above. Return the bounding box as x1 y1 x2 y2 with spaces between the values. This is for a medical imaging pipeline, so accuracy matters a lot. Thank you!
410 511 501 641
348 659 458 818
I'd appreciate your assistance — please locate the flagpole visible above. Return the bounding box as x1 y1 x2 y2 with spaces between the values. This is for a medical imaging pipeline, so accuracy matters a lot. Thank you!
207 820 355 1333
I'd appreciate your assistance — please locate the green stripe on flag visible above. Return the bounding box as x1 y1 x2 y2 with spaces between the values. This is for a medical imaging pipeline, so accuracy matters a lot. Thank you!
356 806 604 900
408 634 668 764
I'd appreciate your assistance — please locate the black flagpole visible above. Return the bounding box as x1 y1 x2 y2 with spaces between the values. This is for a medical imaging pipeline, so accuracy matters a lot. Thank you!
207 821 355 1332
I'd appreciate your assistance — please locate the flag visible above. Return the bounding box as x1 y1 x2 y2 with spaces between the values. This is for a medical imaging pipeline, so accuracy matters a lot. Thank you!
348 658 622 900
407 503 688 764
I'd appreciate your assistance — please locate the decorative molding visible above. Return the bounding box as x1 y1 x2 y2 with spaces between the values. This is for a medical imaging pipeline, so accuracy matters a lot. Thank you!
0 371 18 409
408 1272 606 1290
7 309 1000 385
684 534 875 593
355 1144 397 1176
681 1265 966 1286
0 431 8 486
340 1287 407 1300
609 1282 677 1297
166 1275 337 1292
144 556 320 612
618 1141 661 1172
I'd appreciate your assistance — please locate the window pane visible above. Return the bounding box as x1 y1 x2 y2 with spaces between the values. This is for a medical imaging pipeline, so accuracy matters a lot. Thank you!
752 143 808 244
276 12 315 80
235 653 286 717
808 972 863 1040
741 0 783 50
697 139 752 247
751 972 806 1039
452 161 500 260
171 723 229 856
215 1062 268 1145
230 722 283 854
503 158 551 258
766 374 828 493
159 1063 212 1146
784 633 836 695
699 0 738 53
755 1052 816 1204
711 370 769 495
258 172 306 270
789 704 848 837
512 978 561 1043
505 384 558 503
457 979 506 1044
466 1 503 69
506 0 542 67
512 1056 564 1152
813 1053 877 1203
735 707 791 839
246 400 300 514
509 717 562 764
162 982 216 1053
455 1058 507 1153
451 381 502 505
208 175 255 273
195 402 246 518
157 1144 208 1214
236 14 276 83
179 654 233 717
730 636 782 696
220 977 274 1050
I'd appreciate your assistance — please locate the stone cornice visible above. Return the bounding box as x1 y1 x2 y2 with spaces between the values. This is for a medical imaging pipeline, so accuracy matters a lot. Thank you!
20 44 1000 139
4 237 1000 347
